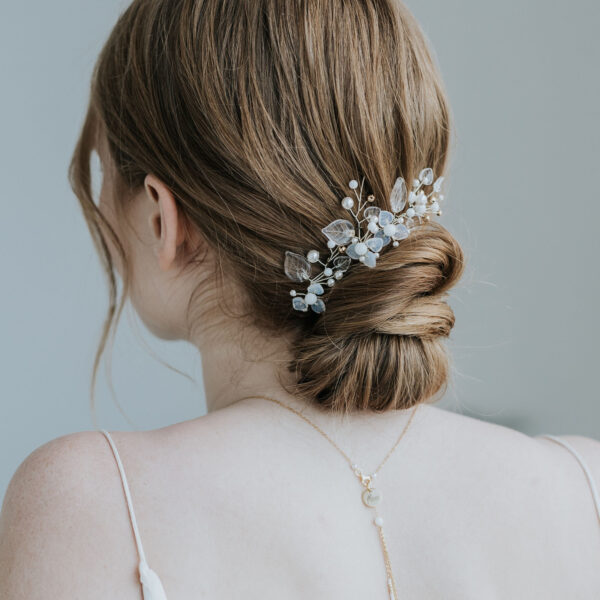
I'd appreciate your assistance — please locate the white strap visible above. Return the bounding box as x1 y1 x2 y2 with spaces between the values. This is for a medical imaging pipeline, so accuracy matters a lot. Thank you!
539 434 600 526
99 429 148 565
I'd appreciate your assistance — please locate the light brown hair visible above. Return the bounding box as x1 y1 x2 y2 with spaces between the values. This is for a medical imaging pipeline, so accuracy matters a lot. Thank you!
69 0 465 415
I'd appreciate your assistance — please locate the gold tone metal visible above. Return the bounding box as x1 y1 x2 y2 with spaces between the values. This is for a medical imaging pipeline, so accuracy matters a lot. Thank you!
246 394 419 599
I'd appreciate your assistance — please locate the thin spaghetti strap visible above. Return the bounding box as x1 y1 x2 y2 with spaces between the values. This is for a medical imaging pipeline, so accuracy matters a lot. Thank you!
99 430 169 600
99 429 148 565
538 434 600 527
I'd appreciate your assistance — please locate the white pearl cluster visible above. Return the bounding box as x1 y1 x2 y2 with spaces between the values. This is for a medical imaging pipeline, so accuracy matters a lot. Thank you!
284 169 445 313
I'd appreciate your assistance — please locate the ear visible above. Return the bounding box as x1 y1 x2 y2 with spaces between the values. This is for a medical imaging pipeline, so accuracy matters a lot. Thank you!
143 174 187 271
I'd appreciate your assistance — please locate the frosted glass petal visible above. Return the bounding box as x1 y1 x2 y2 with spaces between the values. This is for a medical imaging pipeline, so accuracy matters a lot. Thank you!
366 237 384 252
364 206 381 221
292 297 308 311
378 211 394 226
333 256 352 271
311 299 326 314
374 229 391 246
389 177 407 213
433 176 444 193
321 219 355 245
362 251 377 268
419 168 434 185
284 251 311 282
345 243 361 260
391 224 409 240
307 283 324 295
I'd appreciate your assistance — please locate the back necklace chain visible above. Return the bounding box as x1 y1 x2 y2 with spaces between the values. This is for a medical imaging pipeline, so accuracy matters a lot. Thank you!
243 394 420 600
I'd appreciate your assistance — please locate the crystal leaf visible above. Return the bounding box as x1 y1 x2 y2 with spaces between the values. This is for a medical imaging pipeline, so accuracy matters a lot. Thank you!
374 229 391 246
419 168 434 185
389 177 407 213
391 224 409 240
284 251 312 283
333 256 352 271
366 237 384 252
378 210 394 226
311 299 326 314
321 219 355 245
307 283 324 295
345 243 361 260
292 297 308 312
362 251 377 268
433 176 444 193
364 206 381 221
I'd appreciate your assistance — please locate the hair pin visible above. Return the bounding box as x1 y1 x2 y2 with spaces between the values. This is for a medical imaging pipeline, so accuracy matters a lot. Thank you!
283 168 445 313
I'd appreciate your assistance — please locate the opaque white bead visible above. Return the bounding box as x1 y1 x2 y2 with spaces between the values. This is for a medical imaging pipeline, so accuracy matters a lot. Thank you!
307 250 319 263
327 240 336 249
342 197 354 210
354 242 367 256
324 268 333 276
349 180 359 189
304 292 317 305
383 223 396 236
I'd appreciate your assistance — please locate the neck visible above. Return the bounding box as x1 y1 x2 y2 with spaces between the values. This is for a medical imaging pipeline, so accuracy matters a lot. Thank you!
191 318 304 414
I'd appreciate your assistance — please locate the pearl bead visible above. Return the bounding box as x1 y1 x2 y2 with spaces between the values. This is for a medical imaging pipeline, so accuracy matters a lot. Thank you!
351 236 359 243
415 204 426 216
327 278 335 286
374 252 380 258
324 267 333 276
359 256 365 262
334 271 343 280
327 240 336 249
307 250 319 263
304 292 317 305
354 242 368 256
393 241 399 247
383 223 396 236
374 516 384 527
406 207 416 218
367 221 379 233
290 290 297 296
349 179 358 189
341 196 354 210
412 179 420 187
431 201 440 212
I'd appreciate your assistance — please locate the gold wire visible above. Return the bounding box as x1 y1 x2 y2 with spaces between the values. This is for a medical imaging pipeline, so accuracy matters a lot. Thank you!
246 395 419 598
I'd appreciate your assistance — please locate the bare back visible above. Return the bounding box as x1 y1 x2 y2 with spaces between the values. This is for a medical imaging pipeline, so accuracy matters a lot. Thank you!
97 401 600 599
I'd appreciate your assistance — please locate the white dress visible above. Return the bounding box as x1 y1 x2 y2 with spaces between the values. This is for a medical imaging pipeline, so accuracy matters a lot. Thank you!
99 429 600 599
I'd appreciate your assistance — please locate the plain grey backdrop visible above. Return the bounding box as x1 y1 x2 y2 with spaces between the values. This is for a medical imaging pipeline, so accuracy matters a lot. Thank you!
1 0 599 500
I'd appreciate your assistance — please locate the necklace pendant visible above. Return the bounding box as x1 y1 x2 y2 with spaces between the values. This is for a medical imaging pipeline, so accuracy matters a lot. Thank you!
361 487 382 507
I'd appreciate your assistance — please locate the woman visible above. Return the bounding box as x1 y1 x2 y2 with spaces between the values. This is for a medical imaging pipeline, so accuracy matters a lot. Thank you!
1 0 598 598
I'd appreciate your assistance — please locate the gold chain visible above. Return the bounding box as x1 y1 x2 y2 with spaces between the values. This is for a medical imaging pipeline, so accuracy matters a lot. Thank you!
242 394 419 600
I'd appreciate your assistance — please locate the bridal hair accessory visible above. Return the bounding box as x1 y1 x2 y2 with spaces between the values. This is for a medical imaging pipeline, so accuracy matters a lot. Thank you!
283 168 445 313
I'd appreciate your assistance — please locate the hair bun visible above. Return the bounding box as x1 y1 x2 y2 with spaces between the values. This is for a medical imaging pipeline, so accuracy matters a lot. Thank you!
287 223 465 413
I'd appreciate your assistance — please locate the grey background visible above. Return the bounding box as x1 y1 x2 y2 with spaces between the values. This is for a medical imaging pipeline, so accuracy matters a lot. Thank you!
1 0 598 500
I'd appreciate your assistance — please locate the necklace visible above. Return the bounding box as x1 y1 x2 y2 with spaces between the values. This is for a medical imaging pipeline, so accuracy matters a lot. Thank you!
244 394 420 600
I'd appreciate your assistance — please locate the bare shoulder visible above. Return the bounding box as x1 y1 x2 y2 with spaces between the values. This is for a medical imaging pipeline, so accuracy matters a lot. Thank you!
535 433 600 488
0 430 144 599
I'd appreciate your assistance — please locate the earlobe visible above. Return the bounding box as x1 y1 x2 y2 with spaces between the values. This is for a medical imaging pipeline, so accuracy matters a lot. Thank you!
144 174 185 271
